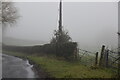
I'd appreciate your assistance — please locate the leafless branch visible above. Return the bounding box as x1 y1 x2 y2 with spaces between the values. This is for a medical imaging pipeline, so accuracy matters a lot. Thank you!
0 1 19 26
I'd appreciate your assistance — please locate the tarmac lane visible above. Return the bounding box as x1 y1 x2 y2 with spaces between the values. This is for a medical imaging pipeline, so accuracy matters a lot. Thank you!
2 53 37 78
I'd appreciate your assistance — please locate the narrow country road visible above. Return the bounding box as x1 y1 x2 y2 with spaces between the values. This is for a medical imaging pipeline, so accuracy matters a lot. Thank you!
2 53 38 78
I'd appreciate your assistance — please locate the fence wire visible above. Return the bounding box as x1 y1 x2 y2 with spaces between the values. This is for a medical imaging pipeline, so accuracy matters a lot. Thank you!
78 48 119 69
78 49 96 66
108 49 118 69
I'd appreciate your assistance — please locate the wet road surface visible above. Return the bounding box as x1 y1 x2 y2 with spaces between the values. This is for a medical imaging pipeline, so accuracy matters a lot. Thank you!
2 53 38 78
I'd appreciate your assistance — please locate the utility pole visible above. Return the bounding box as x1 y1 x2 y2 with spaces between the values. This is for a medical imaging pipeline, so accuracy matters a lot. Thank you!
58 0 63 43
59 0 63 33
56 0 63 55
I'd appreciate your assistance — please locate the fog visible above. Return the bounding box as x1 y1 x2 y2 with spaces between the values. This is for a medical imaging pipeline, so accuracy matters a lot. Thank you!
3 2 118 52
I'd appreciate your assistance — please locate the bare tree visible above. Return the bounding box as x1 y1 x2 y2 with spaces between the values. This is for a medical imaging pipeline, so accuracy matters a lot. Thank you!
0 1 19 25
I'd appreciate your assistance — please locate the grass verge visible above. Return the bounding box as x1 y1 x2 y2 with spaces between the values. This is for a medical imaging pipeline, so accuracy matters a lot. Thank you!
3 51 117 78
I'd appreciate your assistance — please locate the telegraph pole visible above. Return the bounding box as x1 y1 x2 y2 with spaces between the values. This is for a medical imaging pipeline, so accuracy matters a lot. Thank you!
56 0 63 56
59 0 63 33
58 0 63 43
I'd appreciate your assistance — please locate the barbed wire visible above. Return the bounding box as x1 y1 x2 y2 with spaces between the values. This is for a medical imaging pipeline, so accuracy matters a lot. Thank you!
78 48 96 62
109 47 120 51
79 49 96 54
110 51 118 54
78 47 119 67
109 55 118 59
110 57 120 65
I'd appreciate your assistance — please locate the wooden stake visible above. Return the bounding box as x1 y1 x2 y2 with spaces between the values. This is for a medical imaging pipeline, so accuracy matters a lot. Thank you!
99 45 105 67
95 52 98 66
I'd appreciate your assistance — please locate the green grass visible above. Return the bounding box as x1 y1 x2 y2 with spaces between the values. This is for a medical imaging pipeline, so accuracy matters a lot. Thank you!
28 56 115 78
3 51 116 78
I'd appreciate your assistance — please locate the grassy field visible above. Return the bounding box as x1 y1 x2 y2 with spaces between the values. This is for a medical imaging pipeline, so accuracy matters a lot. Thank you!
3 51 117 78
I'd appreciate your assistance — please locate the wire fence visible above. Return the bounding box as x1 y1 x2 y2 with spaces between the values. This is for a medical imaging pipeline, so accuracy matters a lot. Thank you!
78 49 96 66
78 46 119 69
107 49 119 69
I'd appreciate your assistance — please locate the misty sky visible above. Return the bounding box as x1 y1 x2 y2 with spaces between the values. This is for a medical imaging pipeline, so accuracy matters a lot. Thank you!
3 2 118 52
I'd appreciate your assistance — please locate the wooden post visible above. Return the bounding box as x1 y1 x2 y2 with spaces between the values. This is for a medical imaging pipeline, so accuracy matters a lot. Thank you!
99 45 105 67
105 49 109 67
95 52 98 66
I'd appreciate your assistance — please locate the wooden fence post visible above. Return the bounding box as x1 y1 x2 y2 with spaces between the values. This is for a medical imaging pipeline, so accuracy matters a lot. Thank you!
105 49 109 67
95 52 98 66
99 45 105 67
